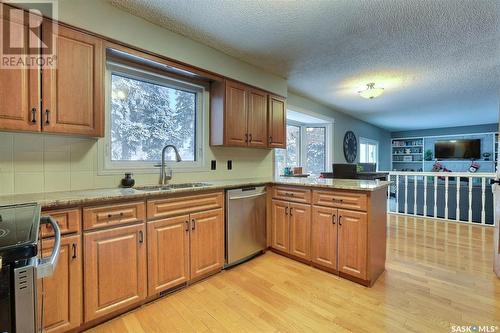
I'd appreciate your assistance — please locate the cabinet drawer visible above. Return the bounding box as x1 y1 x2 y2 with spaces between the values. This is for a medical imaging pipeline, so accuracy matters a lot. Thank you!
273 186 311 204
147 192 224 220
312 190 367 211
41 208 81 238
83 201 146 230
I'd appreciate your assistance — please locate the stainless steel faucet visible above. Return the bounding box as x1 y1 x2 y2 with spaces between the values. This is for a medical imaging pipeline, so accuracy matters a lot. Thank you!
159 145 182 185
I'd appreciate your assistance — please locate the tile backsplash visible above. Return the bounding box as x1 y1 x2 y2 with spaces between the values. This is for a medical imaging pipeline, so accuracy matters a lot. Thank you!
0 132 274 195
0 132 99 194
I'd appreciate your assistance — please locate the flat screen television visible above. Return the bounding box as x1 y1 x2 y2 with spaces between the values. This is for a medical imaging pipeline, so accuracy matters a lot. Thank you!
434 139 481 160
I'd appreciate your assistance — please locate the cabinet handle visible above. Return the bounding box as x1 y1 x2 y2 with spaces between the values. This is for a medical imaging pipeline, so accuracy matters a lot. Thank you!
289 207 293 216
285 206 289 215
72 243 77 259
332 214 336 224
338 216 342 226
249 134 252 143
191 218 196 230
245 133 249 143
269 136 272 144
31 108 37 123
138 230 144 243
185 220 189 232
45 109 50 124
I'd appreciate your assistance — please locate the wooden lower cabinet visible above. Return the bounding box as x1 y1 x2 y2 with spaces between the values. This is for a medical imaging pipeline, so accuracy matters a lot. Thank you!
338 209 368 280
147 215 190 296
84 223 147 322
311 206 338 270
271 200 289 253
38 235 82 333
190 208 224 280
289 202 311 260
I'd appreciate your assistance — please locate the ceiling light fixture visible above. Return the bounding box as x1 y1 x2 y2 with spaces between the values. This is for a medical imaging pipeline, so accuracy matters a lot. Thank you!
358 83 384 99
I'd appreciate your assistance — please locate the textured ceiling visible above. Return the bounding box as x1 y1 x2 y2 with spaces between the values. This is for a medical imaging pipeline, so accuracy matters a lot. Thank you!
109 0 500 131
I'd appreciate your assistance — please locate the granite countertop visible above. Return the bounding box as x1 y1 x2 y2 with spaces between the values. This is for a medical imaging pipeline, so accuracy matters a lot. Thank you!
0 177 390 208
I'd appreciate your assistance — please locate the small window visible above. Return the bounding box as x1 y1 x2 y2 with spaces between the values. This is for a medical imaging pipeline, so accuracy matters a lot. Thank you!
101 62 205 173
360 137 379 165
305 127 326 175
275 113 333 177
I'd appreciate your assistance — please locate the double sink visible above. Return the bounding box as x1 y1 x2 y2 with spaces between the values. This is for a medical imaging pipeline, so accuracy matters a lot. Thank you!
134 182 211 192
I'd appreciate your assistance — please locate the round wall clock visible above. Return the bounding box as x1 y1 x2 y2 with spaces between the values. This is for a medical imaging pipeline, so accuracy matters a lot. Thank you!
343 131 357 163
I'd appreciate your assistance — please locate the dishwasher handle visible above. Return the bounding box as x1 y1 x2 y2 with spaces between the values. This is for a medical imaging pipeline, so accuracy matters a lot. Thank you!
228 192 267 200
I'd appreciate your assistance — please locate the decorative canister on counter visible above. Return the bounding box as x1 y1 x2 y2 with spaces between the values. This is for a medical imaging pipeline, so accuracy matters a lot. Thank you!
121 172 135 188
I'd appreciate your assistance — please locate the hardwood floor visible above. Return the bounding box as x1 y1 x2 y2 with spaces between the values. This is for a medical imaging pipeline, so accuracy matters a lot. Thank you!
87 214 500 333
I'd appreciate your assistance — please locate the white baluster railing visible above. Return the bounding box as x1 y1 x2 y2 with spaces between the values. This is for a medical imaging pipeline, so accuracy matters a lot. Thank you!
388 171 496 226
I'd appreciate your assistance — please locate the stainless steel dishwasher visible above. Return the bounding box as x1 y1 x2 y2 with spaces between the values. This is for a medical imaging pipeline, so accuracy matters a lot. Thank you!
225 186 267 268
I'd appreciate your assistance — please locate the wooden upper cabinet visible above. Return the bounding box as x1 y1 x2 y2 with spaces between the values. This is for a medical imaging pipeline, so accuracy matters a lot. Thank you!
311 206 338 270
190 208 224 280
338 209 367 280
271 200 289 253
224 80 248 146
147 215 190 296
247 88 268 147
210 79 283 148
268 95 286 148
84 223 146 322
289 202 311 260
42 23 104 137
0 7 40 132
38 235 82 333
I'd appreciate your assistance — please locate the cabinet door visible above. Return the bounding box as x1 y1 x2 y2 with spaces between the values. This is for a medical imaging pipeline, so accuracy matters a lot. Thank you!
271 200 289 253
147 215 190 296
247 88 268 148
38 235 82 333
311 206 338 270
268 95 286 148
338 209 367 279
190 209 224 280
224 80 248 146
42 23 103 136
84 224 146 322
0 8 40 132
289 202 311 260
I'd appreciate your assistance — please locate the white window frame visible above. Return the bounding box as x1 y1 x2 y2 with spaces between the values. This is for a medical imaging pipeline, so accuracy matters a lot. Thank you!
275 118 333 177
359 137 379 168
98 61 206 175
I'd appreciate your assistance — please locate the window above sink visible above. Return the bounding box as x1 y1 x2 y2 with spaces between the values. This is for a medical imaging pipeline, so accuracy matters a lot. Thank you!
98 53 208 175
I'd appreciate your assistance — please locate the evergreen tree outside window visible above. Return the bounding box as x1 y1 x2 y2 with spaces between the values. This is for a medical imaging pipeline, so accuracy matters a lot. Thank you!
102 62 205 173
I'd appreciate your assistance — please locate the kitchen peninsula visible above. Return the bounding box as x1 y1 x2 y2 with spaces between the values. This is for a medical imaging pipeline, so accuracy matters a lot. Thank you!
0 178 389 331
